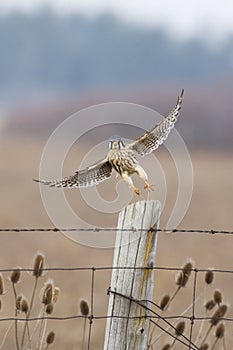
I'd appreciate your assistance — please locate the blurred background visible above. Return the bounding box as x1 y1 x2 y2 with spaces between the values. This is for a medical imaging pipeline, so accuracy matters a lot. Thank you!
0 1 233 349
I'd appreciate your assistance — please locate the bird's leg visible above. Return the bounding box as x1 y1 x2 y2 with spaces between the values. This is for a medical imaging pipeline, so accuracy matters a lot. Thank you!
135 165 155 192
121 172 140 195
144 182 155 191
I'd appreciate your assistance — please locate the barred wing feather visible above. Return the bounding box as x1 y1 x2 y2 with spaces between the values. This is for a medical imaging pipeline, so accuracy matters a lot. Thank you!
33 159 113 188
127 89 184 156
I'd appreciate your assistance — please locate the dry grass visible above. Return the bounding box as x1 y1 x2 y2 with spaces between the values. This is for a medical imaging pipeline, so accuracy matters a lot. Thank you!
0 136 232 349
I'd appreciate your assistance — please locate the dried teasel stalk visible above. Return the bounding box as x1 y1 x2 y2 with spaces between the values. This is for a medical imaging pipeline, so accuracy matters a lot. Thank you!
20 298 29 314
0 274 5 295
175 321 185 337
161 344 171 350
205 270 214 285
210 304 228 326
205 299 216 311
80 299 89 316
182 261 193 277
215 323 225 339
10 268 21 284
16 295 23 311
46 331 55 345
176 271 189 287
46 303 54 315
42 281 54 305
176 260 193 288
201 304 228 345
213 290 222 305
80 299 90 350
32 253 45 278
159 294 170 311
53 287 60 303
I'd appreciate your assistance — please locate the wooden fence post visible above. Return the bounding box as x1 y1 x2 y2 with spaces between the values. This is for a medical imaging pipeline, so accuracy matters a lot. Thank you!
104 200 161 350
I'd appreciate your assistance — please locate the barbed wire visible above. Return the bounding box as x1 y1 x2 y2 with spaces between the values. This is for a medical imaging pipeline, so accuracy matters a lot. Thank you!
0 315 232 323
0 227 232 234
107 288 199 350
1 285 226 350
0 227 232 349
0 265 232 349
0 266 232 274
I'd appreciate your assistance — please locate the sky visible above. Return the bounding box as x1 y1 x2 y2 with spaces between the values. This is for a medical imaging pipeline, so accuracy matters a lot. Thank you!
0 0 233 43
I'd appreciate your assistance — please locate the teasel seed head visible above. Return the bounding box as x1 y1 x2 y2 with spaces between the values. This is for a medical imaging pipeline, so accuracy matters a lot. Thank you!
10 268 21 284
200 344 209 350
33 253 45 278
205 299 216 311
16 295 23 311
210 304 228 326
0 274 5 295
175 260 193 288
182 260 193 277
160 294 170 311
46 303 54 315
175 321 185 336
213 290 222 305
21 298 29 314
46 331 55 345
176 271 189 287
205 270 214 285
53 287 60 303
80 299 89 316
161 344 171 350
215 323 225 339
42 281 54 305
176 272 183 286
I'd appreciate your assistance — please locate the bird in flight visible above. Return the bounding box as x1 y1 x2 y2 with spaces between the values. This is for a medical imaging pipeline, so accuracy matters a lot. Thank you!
34 90 184 195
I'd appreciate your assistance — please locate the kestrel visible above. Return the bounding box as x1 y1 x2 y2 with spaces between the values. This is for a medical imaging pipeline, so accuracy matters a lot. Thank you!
34 90 184 195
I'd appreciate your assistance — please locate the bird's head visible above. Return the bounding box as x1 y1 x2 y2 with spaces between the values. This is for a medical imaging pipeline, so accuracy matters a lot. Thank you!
108 136 125 150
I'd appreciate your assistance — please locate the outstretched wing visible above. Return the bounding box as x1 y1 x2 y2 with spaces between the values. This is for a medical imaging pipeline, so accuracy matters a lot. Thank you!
33 158 113 188
127 89 184 156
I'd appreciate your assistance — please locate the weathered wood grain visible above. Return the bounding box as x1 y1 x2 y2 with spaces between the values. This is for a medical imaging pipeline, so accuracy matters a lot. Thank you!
104 200 161 350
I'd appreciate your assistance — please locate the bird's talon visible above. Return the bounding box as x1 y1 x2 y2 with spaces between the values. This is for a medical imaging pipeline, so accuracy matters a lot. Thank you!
134 188 140 195
144 184 155 191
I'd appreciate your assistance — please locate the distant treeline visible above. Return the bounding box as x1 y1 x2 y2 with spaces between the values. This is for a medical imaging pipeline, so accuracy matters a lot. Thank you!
5 83 233 148
0 9 233 97
2 9 233 148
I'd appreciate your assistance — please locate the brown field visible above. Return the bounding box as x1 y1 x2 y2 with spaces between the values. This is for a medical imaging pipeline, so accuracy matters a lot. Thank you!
0 136 232 349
